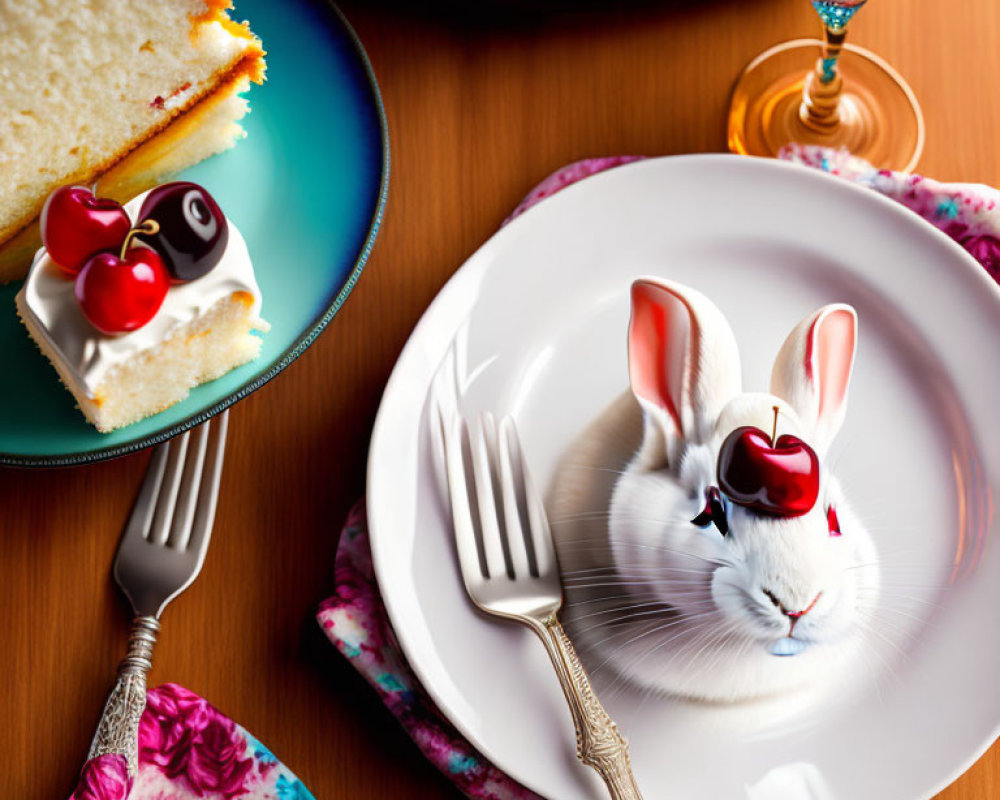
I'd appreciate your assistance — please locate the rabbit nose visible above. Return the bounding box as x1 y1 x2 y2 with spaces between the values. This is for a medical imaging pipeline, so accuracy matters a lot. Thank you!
763 588 822 621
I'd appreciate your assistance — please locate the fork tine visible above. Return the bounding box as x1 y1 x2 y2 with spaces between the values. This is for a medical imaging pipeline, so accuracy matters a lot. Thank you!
122 439 171 543
439 410 486 585
470 413 508 580
185 410 229 560
507 418 558 579
165 420 211 550
498 416 532 579
148 431 191 545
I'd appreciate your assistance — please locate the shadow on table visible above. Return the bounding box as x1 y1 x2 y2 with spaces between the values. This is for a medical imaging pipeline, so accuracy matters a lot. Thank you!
344 0 788 32
299 614 464 796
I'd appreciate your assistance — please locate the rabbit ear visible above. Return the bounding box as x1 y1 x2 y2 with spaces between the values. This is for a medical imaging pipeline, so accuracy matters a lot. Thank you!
628 278 741 468
770 304 857 455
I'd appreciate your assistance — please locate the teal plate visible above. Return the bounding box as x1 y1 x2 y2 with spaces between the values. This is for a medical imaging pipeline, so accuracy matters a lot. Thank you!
0 1 388 466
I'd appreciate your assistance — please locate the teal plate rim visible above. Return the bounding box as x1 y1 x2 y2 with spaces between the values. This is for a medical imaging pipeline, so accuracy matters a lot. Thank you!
3 2 390 469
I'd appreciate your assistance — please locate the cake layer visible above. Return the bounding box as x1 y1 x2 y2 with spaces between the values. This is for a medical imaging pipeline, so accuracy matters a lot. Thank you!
0 0 265 270
0 72 253 283
18 291 266 432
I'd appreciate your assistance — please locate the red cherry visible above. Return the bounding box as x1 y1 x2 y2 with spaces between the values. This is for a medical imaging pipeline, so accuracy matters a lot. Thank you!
41 186 132 275
74 248 169 334
717 427 820 517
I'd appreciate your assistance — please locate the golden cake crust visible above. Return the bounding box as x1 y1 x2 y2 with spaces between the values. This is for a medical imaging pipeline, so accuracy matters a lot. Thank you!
0 63 262 283
0 0 266 283
0 51 265 250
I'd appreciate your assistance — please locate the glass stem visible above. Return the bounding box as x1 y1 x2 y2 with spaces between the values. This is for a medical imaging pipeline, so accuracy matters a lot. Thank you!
819 24 848 83
800 25 848 131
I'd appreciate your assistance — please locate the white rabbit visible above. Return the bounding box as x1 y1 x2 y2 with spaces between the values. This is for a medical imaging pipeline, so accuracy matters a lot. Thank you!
551 277 880 702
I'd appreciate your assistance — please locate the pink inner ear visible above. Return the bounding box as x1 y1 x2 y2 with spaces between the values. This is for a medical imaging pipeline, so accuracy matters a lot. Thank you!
628 282 689 433
808 308 855 419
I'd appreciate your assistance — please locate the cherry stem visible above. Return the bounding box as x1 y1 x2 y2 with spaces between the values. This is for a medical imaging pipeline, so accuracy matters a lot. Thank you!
771 405 779 444
119 219 160 259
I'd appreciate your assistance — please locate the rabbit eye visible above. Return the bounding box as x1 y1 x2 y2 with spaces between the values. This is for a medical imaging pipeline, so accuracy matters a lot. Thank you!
827 505 842 537
691 486 729 536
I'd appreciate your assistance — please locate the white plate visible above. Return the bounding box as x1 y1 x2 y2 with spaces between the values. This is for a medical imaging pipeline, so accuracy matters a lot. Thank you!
367 155 1000 799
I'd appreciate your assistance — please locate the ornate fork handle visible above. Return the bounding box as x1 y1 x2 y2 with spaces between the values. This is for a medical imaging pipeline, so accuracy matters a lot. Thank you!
535 615 644 800
87 616 160 777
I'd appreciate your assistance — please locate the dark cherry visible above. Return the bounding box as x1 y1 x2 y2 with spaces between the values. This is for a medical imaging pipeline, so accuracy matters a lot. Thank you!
137 182 228 281
717 426 820 518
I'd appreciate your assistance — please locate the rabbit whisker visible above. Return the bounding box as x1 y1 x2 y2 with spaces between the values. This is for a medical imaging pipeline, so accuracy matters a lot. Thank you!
871 577 952 588
669 623 740 696
568 596 714 615
852 623 905 693
562 581 666 591
848 632 889 706
861 622 910 660
553 538 737 568
560 564 712 576
595 616 719 693
561 464 632 477
551 511 692 525
568 600 674 623
574 606 706 637
562 568 713 582
853 618 911 666
581 608 722 671
646 618 739 678
855 589 943 609
867 604 933 627
681 624 749 695
564 591 665 607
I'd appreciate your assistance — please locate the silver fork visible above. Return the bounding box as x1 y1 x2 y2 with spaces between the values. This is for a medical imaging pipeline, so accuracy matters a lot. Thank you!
87 410 229 778
439 411 644 800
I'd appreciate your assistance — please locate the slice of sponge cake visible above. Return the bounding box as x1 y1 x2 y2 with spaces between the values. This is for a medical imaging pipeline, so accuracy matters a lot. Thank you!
0 0 265 282
16 186 269 432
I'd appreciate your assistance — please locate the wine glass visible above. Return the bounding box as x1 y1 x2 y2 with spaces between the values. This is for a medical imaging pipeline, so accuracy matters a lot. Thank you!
727 0 924 171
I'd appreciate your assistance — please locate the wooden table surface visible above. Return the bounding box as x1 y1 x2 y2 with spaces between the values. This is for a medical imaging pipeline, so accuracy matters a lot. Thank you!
5 0 999 797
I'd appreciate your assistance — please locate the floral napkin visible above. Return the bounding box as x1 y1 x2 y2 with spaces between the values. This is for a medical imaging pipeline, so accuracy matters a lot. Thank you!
70 684 313 800
779 144 1000 280
318 146 1000 799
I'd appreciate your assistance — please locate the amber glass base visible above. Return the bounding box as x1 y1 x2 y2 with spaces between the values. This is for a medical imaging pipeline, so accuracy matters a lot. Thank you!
728 38 924 172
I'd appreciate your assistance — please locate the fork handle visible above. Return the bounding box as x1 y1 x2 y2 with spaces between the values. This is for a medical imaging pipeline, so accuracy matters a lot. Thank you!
87 616 160 777
537 615 644 800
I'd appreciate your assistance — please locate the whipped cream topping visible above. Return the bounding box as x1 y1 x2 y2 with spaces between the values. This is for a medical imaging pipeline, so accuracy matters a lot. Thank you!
17 189 264 398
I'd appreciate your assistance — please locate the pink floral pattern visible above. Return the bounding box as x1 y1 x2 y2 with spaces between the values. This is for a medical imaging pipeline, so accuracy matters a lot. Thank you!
319 148 1000 799
69 685 313 800
71 754 132 800
139 684 255 798
781 144 1000 281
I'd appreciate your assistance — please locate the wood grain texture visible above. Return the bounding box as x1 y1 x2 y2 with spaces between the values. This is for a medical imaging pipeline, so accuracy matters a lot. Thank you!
2 0 998 797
